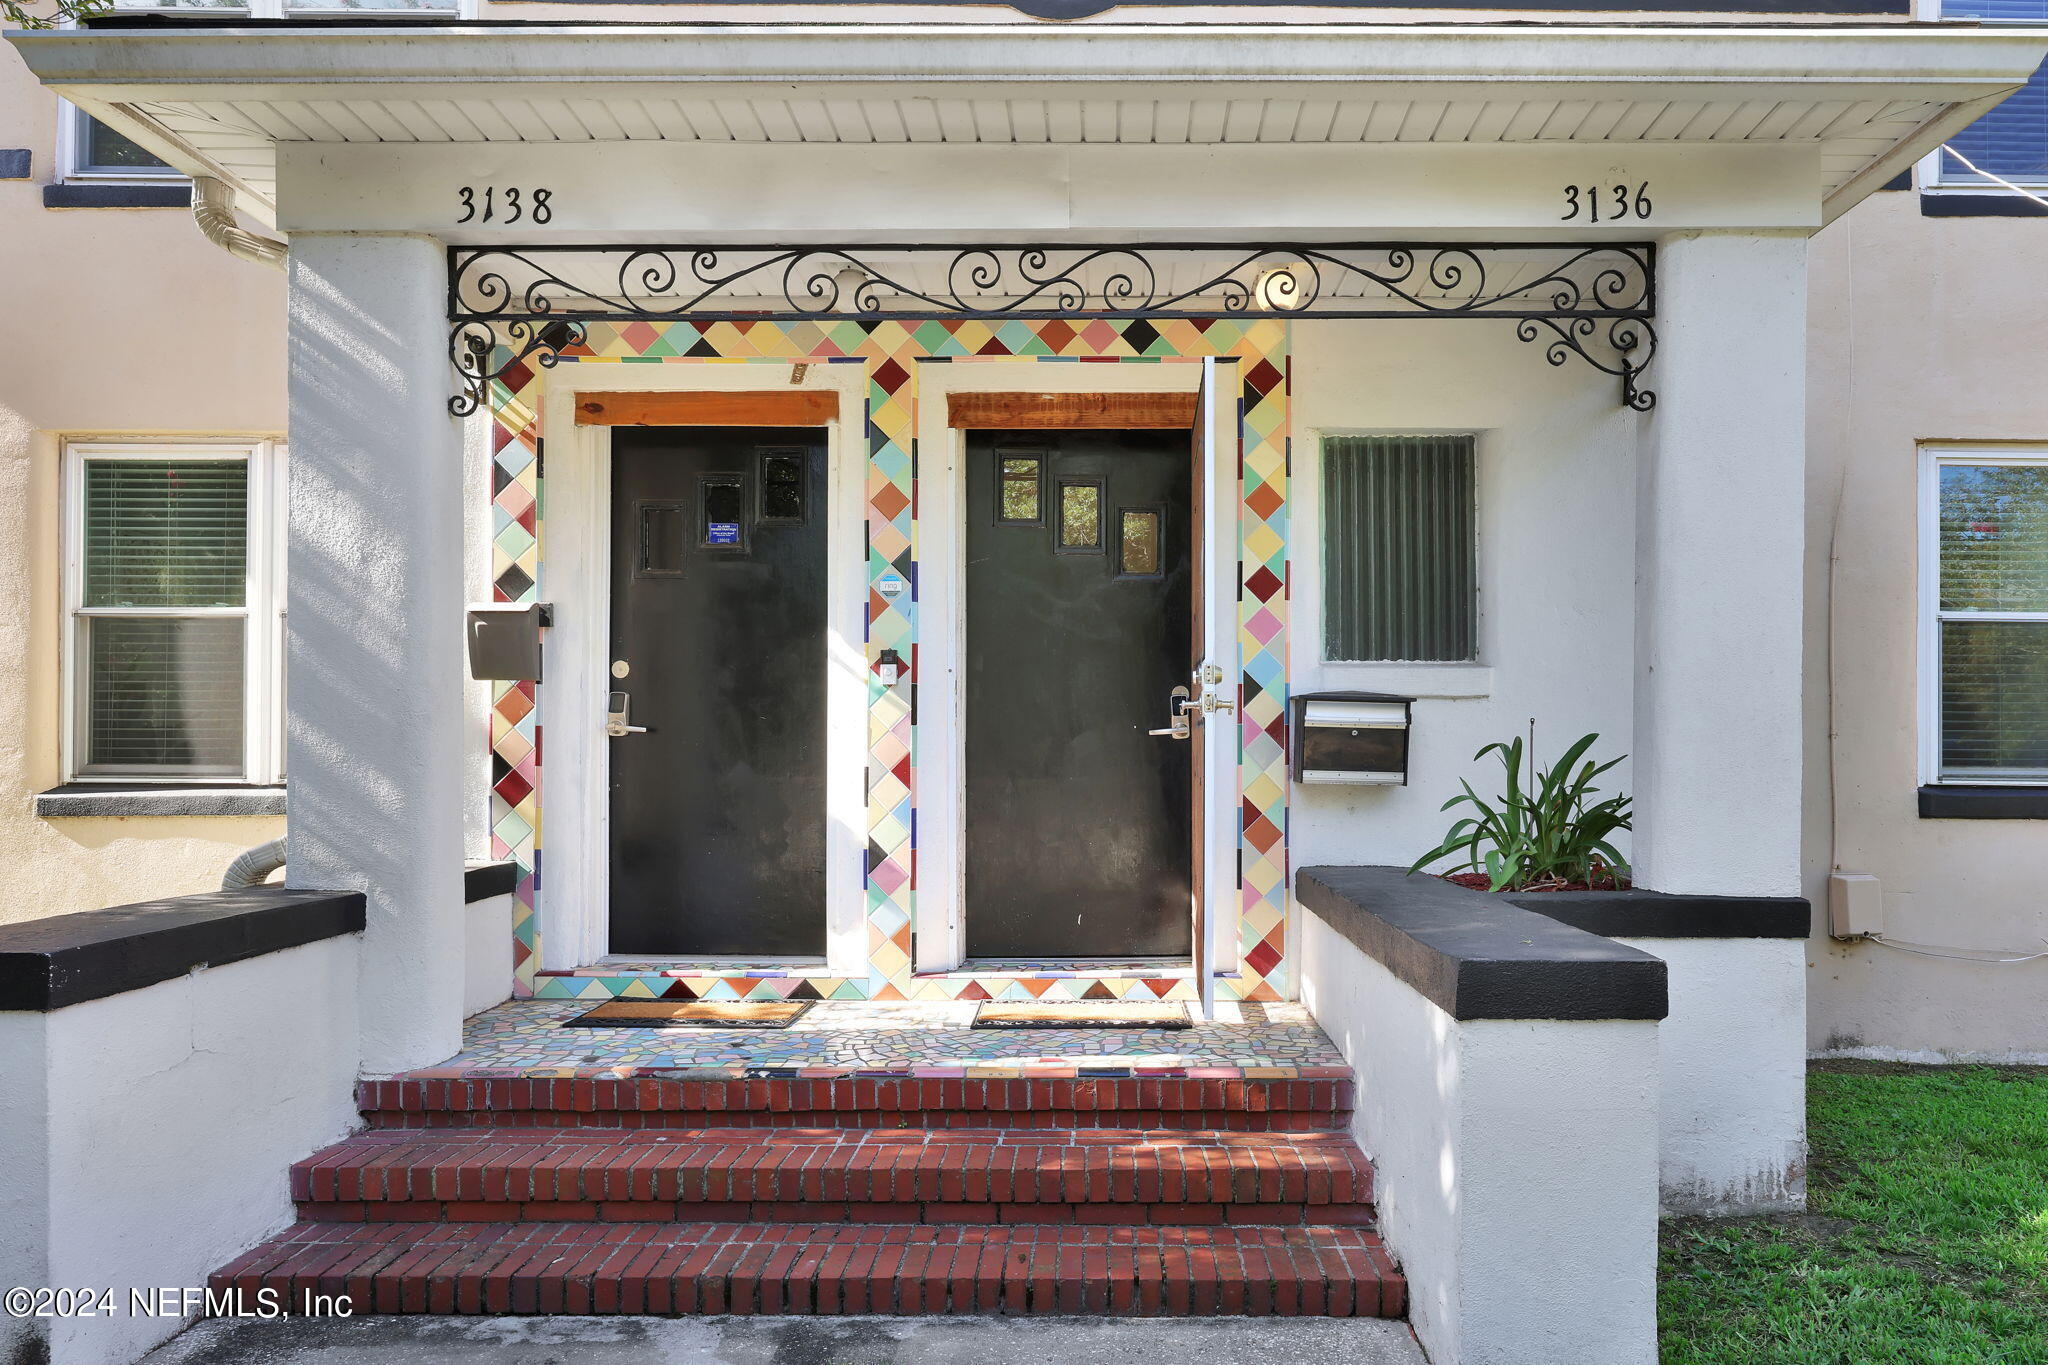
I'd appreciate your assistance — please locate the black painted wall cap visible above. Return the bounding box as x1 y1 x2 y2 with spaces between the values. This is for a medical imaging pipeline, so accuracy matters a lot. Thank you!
465 860 519 903
0 887 365 1012
1507 888 1811 939
1296 865 1668 1022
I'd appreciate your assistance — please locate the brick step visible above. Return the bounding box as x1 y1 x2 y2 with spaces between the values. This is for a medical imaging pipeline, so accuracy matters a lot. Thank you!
358 1075 1352 1132
290 1129 1375 1227
212 1221 1406 1317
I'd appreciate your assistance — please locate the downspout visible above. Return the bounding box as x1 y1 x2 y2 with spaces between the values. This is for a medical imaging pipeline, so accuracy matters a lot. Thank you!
223 838 288 890
192 176 286 271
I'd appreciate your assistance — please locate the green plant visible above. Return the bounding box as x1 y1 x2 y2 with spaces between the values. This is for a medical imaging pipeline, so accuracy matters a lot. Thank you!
1409 729 1631 892
6 0 111 32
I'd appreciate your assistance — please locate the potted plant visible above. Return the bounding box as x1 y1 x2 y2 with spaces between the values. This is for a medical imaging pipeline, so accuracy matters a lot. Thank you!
1409 730 1632 892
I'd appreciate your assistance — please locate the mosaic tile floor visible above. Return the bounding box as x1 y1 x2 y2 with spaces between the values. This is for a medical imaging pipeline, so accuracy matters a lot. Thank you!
433 999 1348 1079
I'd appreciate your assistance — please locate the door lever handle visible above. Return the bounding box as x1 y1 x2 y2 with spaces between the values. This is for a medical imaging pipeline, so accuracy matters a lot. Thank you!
605 690 649 738
1148 685 1194 740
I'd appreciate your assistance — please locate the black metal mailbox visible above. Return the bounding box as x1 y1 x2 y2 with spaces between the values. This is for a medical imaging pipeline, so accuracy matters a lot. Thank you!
1289 691 1413 785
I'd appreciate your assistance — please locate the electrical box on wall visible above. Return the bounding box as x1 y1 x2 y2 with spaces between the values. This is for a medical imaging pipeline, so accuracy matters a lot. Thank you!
467 603 551 683
1828 872 1882 939
1289 691 1413 785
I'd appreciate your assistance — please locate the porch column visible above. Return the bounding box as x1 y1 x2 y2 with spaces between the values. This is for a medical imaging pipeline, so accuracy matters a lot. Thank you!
285 233 467 1073
1632 232 1807 898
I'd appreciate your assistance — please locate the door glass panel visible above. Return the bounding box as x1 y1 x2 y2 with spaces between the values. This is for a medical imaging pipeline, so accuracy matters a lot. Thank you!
998 454 1042 524
1118 508 1162 577
638 502 689 576
699 474 746 550
759 451 805 522
1056 480 1103 553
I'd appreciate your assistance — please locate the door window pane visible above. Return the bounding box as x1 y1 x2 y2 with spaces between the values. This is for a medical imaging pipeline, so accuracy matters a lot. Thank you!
1322 435 1477 661
84 460 247 607
998 454 1043 524
1056 480 1102 553
759 451 805 523
1118 508 1162 577
1941 619 2048 778
1939 461 2048 611
86 617 245 775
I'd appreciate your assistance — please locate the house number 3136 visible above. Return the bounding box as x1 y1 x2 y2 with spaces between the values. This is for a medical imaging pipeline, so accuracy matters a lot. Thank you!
456 186 554 225
1561 183 1652 222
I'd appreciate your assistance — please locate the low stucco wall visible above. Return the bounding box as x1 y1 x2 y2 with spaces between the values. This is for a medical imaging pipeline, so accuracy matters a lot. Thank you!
0 934 360 1365
1298 908 1661 1365
465 891 515 1018
1618 935 1807 1213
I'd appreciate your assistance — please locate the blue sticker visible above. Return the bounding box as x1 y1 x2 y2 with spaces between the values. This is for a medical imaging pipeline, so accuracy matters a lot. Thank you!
706 522 741 546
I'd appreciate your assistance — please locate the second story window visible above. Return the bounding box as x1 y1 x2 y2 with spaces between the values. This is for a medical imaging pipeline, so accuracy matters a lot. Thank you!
1930 0 2048 189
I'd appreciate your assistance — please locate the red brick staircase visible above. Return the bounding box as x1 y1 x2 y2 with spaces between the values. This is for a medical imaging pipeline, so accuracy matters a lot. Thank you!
212 1071 1404 1317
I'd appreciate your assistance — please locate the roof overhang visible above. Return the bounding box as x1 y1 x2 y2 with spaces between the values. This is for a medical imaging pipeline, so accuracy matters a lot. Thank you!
9 20 2047 230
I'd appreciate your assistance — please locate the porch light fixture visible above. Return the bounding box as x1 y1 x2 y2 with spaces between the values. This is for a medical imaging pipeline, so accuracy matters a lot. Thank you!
1253 264 1310 312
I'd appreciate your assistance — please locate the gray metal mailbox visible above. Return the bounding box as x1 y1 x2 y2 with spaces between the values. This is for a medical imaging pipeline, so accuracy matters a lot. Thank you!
466 603 551 682
1289 690 1413 785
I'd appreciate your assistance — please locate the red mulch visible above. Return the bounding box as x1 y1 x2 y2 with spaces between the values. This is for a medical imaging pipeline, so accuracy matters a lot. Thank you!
1441 871 1632 894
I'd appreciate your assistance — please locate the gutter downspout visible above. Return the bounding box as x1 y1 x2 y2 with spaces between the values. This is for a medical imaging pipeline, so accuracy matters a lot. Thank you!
192 176 285 270
223 837 288 890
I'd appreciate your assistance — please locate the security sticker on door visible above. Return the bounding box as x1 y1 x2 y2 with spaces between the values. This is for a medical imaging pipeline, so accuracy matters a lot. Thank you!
706 522 742 547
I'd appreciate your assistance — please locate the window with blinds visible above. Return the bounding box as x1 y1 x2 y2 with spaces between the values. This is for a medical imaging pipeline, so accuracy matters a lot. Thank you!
1931 453 2048 782
1321 435 1477 663
70 452 262 779
1935 0 2047 185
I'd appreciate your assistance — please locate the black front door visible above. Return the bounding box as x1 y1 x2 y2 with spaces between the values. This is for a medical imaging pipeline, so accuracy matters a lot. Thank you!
963 428 1194 959
607 426 827 958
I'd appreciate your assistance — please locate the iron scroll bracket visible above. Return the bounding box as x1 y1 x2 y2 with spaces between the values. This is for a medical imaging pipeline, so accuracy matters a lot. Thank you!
446 241 1657 417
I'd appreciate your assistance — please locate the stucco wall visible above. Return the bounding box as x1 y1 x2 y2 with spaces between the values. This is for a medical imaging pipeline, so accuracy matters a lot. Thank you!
0 933 361 1365
1804 190 2048 1059
1287 317 1639 875
0 51 287 926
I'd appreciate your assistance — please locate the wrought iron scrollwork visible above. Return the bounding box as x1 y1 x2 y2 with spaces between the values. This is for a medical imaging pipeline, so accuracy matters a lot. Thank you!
447 242 1656 414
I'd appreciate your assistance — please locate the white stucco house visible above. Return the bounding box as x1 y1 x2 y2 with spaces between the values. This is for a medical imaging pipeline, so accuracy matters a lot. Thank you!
1 3 2045 1364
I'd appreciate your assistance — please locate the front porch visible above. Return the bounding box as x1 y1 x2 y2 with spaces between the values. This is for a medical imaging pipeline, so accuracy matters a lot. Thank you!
436 999 1345 1076
10 13 2048 1365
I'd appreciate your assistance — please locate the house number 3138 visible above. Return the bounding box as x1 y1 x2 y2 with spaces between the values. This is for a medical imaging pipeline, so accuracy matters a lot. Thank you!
456 186 554 225
1561 183 1652 222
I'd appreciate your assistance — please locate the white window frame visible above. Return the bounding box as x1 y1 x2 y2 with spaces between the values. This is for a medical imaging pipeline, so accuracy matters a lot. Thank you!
1918 444 2048 786
61 441 287 786
58 104 187 185
1914 0 2048 192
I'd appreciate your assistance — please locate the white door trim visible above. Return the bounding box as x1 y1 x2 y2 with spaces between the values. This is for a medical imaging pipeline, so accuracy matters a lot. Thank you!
537 359 871 975
913 357 1242 976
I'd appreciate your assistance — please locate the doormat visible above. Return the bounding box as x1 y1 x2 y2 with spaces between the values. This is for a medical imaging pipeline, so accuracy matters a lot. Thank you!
561 1000 815 1030
971 1002 1191 1030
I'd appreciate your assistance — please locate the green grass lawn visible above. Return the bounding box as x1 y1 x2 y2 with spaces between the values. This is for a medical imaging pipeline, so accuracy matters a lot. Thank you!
1659 1062 2048 1364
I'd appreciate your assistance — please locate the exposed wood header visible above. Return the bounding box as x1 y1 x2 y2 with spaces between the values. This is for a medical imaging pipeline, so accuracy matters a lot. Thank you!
947 391 1199 430
574 390 837 427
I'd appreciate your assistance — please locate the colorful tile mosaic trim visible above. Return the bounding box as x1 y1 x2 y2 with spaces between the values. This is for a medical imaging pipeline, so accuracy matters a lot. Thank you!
487 318 1291 1005
435 1000 1344 1079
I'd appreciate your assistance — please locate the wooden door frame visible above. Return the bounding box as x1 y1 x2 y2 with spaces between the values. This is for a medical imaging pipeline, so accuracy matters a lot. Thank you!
536 360 871 975
914 357 1242 979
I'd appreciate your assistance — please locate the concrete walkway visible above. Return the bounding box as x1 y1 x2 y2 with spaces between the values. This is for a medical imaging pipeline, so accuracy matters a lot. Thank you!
142 1315 1426 1365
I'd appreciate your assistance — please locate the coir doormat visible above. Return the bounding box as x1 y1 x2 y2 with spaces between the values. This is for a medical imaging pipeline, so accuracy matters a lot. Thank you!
561 1000 815 1030
971 1002 1191 1030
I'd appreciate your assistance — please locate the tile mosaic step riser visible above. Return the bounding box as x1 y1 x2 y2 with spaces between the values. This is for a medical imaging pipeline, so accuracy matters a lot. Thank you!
356 1077 1354 1120
365 1110 1349 1132
298 1200 1382 1227
211 1222 1407 1318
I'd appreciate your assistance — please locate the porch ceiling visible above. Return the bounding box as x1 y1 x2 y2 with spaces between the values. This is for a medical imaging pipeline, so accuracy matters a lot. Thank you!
10 21 2048 226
